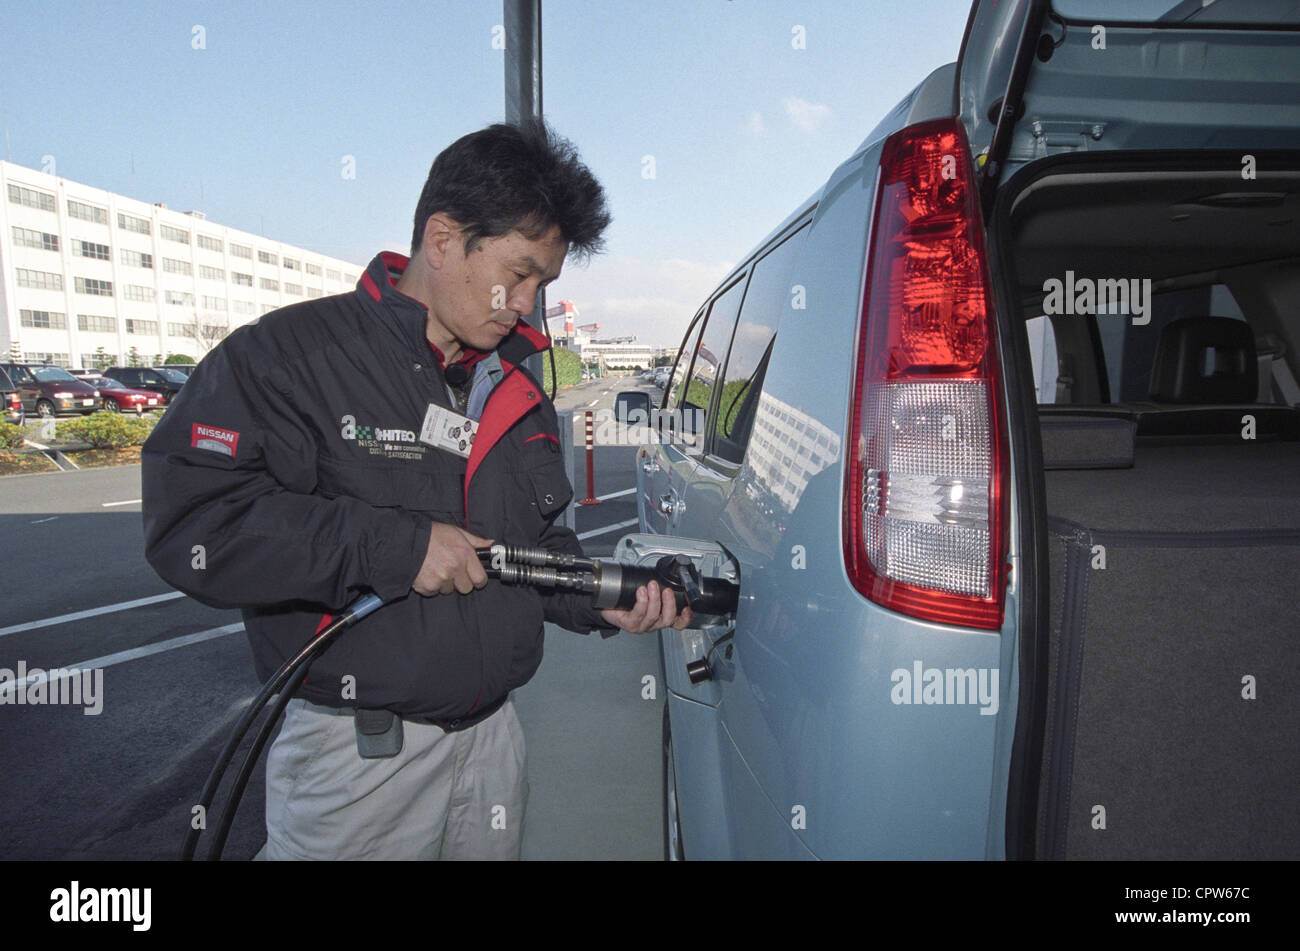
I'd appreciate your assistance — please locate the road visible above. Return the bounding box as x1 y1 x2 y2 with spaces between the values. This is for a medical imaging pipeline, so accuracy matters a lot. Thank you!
0 377 666 860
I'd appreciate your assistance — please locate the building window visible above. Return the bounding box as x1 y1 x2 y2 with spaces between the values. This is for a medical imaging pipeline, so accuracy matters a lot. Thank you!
20 309 67 330
343 274 358 284
304 262 321 276
75 277 115 296
8 183 57 212
162 257 193 276
160 224 191 244
118 213 151 235
283 257 300 271
120 249 153 268
202 296 227 311
231 271 253 286
125 319 159 335
284 283 303 296
12 226 59 251
122 285 156 302
306 287 322 298
24 352 70 367
231 300 255 315
73 239 111 261
16 268 64 291
326 268 341 281
77 314 117 333
260 303 276 315
260 277 279 291
230 243 252 259
67 199 109 224
82 352 117 368
258 250 278 265
199 265 225 281
164 290 195 306
197 234 223 252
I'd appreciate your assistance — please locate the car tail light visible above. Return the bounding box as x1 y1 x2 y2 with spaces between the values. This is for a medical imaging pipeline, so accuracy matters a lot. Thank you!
844 118 1008 630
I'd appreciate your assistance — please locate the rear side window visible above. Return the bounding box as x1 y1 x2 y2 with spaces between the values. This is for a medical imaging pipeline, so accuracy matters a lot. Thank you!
710 224 808 463
1098 284 1248 403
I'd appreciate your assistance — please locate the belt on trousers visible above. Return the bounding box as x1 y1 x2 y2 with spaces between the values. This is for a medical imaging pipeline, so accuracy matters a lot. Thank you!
302 693 507 733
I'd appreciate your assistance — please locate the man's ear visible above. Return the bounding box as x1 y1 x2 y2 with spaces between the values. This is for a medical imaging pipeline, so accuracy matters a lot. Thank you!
419 214 462 270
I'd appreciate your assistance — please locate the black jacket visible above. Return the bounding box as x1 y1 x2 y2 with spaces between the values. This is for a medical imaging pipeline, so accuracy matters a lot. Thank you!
141 251 611 720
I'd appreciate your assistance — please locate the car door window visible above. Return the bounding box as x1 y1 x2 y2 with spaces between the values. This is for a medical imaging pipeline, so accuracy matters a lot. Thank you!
711 224 808 463
663 309 706 414
671 275 747 442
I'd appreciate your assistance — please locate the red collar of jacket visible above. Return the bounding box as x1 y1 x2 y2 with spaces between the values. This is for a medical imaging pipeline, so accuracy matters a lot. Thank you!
358 251 552 368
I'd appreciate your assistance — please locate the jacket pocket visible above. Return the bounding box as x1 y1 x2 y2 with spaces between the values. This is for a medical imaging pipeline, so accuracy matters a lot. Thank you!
317 454 464 522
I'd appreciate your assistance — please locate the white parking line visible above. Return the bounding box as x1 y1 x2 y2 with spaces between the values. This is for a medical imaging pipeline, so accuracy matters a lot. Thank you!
101 499 141 507
0 623 245 699
30 516 58 524
577 518 639 540
595 487 635 501
0 591 188 638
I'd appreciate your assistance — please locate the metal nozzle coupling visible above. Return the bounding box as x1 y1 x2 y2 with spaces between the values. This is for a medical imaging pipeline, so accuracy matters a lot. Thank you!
490 562 596 594
477 544 597 571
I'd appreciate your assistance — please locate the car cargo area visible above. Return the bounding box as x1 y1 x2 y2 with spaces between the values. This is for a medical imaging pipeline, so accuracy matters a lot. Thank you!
1000 163 1300 858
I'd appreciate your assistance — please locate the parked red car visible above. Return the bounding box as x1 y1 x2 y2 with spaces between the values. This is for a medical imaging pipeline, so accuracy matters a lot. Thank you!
89 376 164 414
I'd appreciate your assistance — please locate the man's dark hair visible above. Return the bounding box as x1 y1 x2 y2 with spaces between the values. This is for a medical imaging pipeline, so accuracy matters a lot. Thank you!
411 120 611 263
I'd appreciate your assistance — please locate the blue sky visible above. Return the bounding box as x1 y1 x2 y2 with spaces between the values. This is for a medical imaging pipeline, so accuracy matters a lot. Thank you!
1 0 976 346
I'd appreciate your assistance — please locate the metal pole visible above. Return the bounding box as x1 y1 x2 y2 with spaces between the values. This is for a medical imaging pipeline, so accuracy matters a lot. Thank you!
503 0 546 387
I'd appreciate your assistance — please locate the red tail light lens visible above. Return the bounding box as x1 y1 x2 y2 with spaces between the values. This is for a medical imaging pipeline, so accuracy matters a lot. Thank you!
844 118 1008 631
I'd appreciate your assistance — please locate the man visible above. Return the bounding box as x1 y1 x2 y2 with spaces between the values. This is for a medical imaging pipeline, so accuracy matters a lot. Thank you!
141 121 690 860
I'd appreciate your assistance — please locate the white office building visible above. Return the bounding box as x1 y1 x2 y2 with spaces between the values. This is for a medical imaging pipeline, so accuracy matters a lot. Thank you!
0 160 363 369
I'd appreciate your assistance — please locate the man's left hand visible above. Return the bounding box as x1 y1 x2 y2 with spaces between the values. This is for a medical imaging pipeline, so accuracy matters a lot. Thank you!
601 580 693 633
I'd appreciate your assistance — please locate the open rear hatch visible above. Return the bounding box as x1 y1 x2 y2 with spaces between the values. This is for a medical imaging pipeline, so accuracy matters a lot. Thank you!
959 0 1300 211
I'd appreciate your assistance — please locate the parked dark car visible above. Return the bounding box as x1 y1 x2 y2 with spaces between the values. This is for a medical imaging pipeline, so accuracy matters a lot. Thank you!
92 376 164 414
1 366 24 426
101 367 184 404
0 363 103 418
159 364 197 377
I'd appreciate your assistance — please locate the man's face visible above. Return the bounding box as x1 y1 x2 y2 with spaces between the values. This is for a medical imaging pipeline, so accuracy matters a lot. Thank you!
426 221 567 356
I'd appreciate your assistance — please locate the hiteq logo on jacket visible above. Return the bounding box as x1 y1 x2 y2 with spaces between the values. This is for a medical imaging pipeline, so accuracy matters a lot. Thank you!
340 414 424 461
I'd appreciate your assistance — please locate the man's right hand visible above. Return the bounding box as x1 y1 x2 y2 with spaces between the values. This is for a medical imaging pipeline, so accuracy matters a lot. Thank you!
412 523 494 596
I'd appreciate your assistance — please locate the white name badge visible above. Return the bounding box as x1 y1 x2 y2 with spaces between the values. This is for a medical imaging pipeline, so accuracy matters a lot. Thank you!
419 403 477 459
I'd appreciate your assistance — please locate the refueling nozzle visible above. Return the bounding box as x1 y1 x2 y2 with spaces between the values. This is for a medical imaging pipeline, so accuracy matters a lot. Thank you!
477 545 739 619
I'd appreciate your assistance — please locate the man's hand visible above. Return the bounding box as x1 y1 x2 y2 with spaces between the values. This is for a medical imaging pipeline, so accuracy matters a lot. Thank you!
412 523 493 596
600 580 693 633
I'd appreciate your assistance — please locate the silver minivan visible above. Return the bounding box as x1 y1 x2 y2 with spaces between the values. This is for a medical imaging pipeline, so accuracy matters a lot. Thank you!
623 0 1300 860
